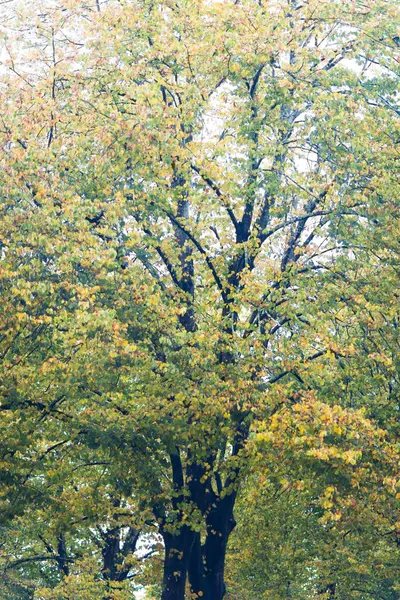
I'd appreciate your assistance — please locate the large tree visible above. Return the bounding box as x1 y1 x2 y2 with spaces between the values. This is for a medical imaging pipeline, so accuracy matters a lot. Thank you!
1 0 399 598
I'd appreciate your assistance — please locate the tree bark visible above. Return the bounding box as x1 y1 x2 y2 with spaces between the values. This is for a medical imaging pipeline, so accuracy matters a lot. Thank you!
187 493 236 600
188 532 209 600
56 531 70 577
203 495 236 600
161 527 195 600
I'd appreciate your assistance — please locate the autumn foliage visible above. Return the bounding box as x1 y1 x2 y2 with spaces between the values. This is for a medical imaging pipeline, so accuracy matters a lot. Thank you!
0 0 399 599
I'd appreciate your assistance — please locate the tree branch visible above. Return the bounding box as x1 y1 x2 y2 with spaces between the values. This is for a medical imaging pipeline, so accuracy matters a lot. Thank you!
191 163 239 233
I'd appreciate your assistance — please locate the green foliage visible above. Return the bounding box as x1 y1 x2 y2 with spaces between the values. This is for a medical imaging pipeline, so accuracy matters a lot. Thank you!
0 0 399 598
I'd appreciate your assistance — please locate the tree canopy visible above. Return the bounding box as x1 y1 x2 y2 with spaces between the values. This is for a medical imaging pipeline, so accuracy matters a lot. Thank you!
0 0 399 599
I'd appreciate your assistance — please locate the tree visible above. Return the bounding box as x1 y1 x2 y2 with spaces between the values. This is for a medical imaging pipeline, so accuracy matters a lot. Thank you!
1 0 399 598
227 467 400 600
0 419 158 600
226 189 400 600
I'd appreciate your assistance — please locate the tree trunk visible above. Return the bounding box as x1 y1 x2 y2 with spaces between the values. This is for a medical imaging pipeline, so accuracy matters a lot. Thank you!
203 495 236 600
188 532 210 600
187 493 236 600
161 526 195 600
56 531 70 577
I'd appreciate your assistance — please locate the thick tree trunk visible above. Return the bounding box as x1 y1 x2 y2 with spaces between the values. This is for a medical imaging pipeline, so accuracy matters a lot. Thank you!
188 532 210 600
187 494 236 600
161 527 195 600
203 495 236 600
